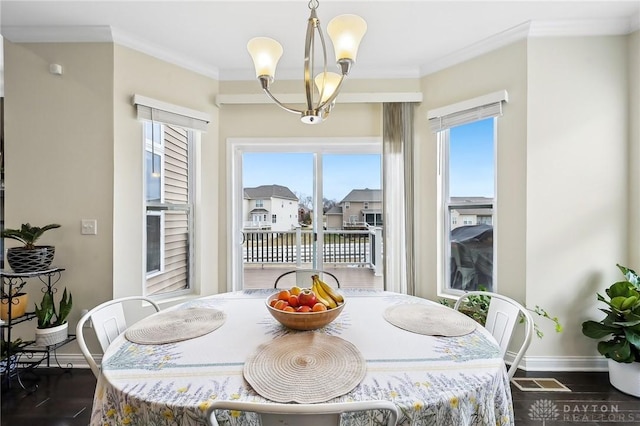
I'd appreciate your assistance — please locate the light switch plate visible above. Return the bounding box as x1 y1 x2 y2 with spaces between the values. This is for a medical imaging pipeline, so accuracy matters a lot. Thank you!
81 219 97 235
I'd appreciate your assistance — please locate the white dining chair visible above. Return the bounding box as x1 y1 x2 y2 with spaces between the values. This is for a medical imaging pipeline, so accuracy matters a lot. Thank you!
453 291 534 379
206 400 398 426
76 296 160 378
274 268 341 289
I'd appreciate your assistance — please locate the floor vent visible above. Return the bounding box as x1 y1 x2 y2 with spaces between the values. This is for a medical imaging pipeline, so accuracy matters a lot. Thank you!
510 377 571 392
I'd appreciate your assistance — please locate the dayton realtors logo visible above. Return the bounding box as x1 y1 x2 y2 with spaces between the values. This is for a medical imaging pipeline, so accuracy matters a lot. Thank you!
529 399 640 424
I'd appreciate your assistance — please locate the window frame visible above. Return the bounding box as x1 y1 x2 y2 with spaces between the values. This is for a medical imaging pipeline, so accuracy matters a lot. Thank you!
143 123 196 299
144 122 166 278
430 91 507 298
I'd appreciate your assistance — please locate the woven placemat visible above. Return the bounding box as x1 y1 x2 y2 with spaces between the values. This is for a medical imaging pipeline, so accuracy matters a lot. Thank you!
125 308 226 345
383 303 477 336
244 332 366 403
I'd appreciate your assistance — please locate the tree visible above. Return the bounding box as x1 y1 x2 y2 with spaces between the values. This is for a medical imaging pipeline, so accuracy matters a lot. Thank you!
323 198 337 213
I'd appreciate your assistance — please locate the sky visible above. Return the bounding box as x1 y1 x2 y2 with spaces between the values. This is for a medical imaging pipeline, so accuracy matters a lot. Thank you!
243 153 381 202
449 118 494 197
242 118 494 202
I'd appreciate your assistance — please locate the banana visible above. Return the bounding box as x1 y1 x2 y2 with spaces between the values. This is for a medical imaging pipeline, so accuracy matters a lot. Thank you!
311 281 335 309
316 276 344 304
315 279 338 309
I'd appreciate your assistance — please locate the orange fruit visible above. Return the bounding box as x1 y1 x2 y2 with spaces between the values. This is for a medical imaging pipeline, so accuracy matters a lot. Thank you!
312 303 327 312
277 290 291 301
274 300 288 310
296 305 312 313
289 286 302 296
283 306 295 312
269 299 278 307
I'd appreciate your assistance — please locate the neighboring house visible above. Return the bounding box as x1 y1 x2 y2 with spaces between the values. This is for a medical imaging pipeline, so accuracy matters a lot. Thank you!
326 189 383 230
243 184 299 232
449 196 493 230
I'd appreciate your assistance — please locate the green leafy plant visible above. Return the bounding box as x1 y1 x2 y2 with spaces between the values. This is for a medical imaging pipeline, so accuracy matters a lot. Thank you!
582 264 640 363
34 288 72 329
1 338 34 360
440 287 562 339
1 223 61 249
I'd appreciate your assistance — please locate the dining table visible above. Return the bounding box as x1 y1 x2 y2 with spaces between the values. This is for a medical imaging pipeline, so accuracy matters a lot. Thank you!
90 289 514 426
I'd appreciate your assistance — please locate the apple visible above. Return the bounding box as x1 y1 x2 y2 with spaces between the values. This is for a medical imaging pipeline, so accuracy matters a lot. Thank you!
288 295 300 308
297 289 317 307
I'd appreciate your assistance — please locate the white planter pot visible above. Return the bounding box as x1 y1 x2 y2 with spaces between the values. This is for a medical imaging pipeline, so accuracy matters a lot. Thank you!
608 359 640 398
35 323 68 347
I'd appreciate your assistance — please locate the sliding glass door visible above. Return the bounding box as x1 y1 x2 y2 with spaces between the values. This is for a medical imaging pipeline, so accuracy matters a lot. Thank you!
229 138 382 291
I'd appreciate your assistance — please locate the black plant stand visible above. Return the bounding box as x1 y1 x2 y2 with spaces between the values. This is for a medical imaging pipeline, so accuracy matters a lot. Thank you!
0 268 74 390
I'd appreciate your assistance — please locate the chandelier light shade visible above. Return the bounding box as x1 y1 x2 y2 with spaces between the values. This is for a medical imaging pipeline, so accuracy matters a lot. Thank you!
327 14 367 63
247 37 283 80
247 0 367 124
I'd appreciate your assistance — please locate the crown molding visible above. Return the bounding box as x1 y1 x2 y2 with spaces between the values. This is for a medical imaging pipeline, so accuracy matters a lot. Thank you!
421 21 531 76
109 27 219 80
420 16 637 77
528 17 636 37
1 25 220 80
1 25 113 43
2 16 637 83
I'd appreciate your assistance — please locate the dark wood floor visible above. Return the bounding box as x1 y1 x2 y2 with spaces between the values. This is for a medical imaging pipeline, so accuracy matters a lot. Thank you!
1 368 638 425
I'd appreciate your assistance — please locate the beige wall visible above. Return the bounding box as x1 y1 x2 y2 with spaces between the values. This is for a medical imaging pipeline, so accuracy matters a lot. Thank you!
416 40 528 304
2 30 636 368
629 30 640 265
3 41 115 346
526 36 628 362
112 45 220 299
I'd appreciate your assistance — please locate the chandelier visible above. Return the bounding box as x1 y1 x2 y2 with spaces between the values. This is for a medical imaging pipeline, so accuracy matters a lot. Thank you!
247 0 367 124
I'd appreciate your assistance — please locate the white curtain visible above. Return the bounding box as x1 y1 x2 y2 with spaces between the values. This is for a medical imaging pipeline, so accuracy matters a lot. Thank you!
383 103 416 295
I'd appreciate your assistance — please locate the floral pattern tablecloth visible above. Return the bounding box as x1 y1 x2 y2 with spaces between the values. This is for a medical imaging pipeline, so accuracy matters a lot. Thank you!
91 290 514 426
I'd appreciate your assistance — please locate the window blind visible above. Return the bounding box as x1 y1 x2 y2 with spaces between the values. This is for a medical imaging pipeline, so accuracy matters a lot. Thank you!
133 94 210 132
428 90 508 133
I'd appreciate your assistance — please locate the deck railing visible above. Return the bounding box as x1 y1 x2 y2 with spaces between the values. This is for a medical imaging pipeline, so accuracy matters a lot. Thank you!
242 228 383 275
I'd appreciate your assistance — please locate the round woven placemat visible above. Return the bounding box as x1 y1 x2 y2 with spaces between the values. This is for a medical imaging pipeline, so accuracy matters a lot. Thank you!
383 303 477 336
244 332 366 403
125 308 226 345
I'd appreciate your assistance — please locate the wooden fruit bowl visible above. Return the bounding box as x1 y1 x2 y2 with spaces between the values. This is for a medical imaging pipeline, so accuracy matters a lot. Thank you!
265 294 346 331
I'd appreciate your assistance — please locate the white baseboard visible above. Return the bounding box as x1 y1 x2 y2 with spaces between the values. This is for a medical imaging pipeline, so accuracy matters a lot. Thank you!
506 351 609 372
27 353 99 371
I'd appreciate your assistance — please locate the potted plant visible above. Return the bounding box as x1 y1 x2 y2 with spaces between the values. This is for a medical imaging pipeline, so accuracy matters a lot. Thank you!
34 287 72 347
1 223 61 272
440 287 563 339
1 338 33 375
0 286 29 321
582 264 640 397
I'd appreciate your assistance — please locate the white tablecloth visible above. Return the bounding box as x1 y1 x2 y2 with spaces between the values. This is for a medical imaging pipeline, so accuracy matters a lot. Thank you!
91 290 514 426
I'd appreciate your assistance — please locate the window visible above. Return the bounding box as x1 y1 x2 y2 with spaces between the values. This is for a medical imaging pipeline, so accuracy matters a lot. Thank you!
364 202 369 209
430 91 506 295
256 199 264 207
145 121 164 274
134 94 209 298
144 123 194 297
272 214 277 223
344 202 350 209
